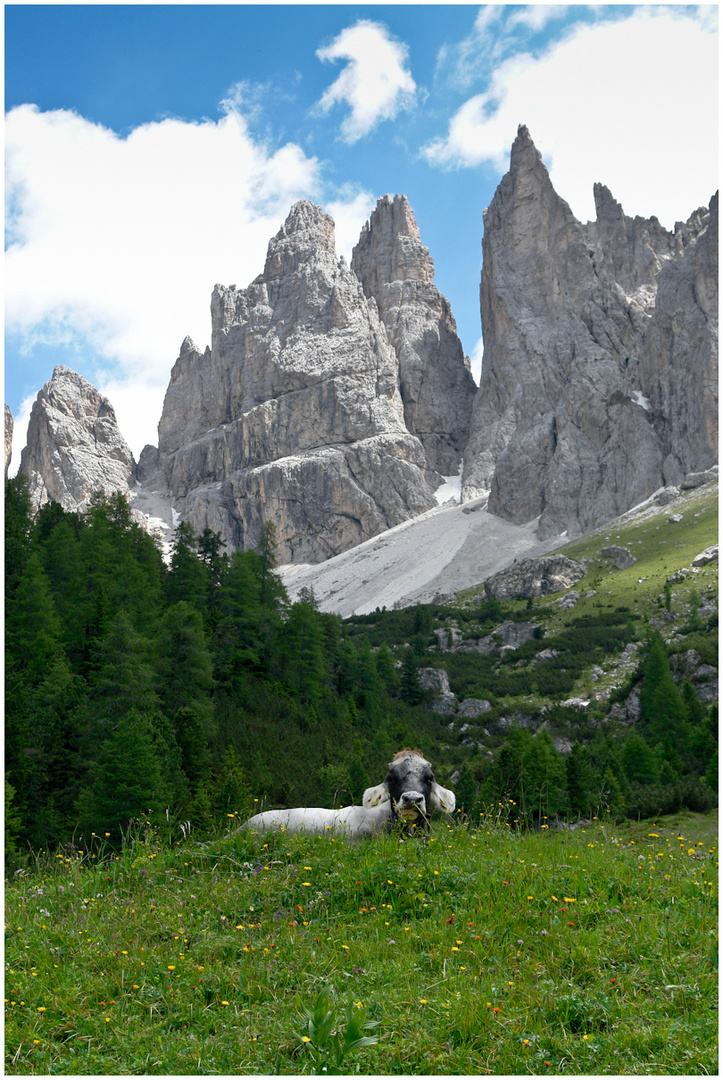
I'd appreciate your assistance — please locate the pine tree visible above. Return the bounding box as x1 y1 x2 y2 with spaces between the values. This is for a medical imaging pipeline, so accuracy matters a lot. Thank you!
356 638 382 714
279 600 328 705
79 709 169 841
214 551 265 684
376 643 399 696
399 648 423 706
456 763 478 815
621 730 660 786
520 729 567 818
5 475 33 598
566 743 594 817
6 552 64 684
5 777 23 866
638 633 687 744
90 611 158 727
155 602 216 785
258 521 281 607
23 656 90 847
333 639 359 698
40 516 88 669
166 522 210 611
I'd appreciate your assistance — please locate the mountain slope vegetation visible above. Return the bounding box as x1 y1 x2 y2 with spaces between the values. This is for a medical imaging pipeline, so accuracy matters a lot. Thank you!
4 476 717 861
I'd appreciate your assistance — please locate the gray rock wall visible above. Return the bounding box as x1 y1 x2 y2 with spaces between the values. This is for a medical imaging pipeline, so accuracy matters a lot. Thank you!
463 125 718 540
352 194 477 474
157 200 441 563
19 366 135 511
5 404 13 480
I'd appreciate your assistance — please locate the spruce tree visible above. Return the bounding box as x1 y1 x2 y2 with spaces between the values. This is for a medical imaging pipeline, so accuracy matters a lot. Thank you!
155 601 216 785
621 730 660 786
6 552 64 684
80 709 169 841
400 648 423 706
166 522 210 611
638 633 687 745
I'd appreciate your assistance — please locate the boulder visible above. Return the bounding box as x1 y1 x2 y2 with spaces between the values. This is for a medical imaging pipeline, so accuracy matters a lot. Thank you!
484 554 585 601
418 666 457 715
600 545 637 570
680 470 718 490
434 626 464 651
458 698 493 718
692 545 718 567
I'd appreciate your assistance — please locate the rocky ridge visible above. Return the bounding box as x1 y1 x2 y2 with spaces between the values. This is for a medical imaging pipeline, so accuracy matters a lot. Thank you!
462 125 718 540
5 404 13 480
10 128 718 570
351 194 476 474
18 366 135 512
153 199 441 563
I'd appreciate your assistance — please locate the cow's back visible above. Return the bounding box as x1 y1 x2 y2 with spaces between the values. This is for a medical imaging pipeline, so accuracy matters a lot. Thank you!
242 804 391 837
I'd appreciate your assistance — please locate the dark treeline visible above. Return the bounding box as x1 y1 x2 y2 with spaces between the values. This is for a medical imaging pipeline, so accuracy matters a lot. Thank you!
5 480 446 854
5 478 718 859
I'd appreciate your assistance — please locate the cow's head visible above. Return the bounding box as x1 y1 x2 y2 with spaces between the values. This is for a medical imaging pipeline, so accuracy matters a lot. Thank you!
363 749 456 828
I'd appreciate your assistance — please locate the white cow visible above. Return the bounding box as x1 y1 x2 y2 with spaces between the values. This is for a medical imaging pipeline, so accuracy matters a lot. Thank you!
243 749 455 837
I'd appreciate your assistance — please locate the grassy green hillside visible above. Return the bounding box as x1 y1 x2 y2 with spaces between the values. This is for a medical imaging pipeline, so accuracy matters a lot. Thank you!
4 478 718 1074
342 481 717 820
5 809 717 1075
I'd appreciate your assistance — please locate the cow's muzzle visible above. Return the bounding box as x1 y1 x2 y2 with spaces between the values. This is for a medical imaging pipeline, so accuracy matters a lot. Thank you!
393 790 428 824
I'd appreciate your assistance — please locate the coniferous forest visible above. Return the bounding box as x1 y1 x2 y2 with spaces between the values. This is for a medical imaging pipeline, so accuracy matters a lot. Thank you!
5 477 717 861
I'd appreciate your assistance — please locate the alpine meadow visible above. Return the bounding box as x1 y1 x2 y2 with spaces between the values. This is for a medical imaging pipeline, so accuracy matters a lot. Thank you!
4 472 718 1074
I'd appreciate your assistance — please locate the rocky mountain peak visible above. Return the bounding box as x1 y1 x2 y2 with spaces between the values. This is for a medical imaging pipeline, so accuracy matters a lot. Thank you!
351 195 476 474
11 132 716 571
5 404 13 480
156 197 440 563
19 364 135 511
352 193 434 293
463 126 718 540
262 199 336 282
509 123 541 169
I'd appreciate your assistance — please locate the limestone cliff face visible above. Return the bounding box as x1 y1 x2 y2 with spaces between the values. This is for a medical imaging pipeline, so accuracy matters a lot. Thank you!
351 195 477 475
19 365 135 511
640 192 718 482
14 160 716 567
463 125 717 539
5 404 13 480
157 200 440 563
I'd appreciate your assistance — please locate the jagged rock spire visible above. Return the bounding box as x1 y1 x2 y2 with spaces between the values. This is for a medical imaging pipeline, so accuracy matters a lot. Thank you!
352 194 476 474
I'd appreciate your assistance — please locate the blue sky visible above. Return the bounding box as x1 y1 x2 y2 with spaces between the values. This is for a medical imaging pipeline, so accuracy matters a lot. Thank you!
5 4 718 468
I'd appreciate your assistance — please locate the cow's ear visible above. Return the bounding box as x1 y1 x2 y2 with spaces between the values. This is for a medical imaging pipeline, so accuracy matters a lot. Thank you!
363 783 390 808
430 782 456 814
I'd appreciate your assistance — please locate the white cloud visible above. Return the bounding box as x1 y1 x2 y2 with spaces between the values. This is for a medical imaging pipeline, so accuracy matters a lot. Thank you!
316 20 417 142
5 103 368 459
469 336 484 385
425 9 718 226
507 6 570 33
324 190 377 262
437 4 571 90
8 395 35 479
